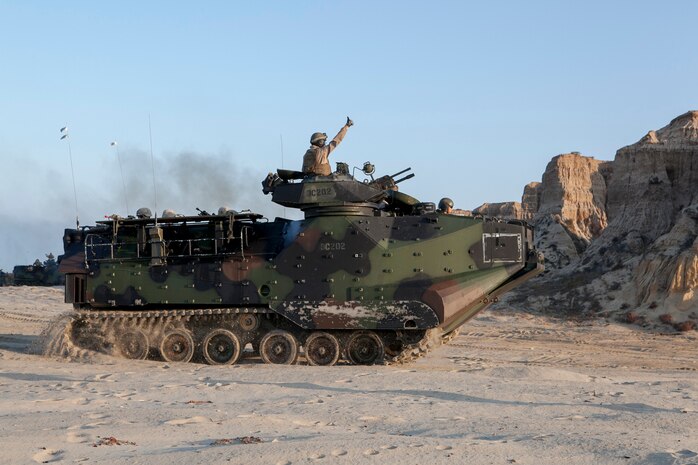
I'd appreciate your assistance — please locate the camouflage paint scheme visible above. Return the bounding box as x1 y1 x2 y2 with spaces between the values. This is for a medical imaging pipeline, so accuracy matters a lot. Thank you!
58 163 543 364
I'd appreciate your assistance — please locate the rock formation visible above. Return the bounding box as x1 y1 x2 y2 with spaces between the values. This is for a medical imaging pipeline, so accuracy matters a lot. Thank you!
634 206 698 314
490 111 698 330
496 153 610 270
521 182 541 221
472 202 523 219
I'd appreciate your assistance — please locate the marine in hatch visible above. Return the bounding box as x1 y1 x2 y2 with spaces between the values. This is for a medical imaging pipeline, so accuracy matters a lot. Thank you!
302 116 353 176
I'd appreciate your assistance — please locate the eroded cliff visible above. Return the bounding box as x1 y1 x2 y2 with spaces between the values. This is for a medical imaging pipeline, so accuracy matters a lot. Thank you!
491 111 698 330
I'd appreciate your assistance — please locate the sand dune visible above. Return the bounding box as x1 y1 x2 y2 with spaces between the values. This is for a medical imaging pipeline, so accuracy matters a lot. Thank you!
0 286 696 464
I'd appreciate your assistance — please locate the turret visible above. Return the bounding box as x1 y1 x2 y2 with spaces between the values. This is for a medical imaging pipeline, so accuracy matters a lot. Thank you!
261 161 426 218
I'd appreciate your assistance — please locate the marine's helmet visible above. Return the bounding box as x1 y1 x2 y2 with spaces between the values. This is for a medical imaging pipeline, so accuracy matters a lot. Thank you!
136 207 152 219
438 197 454 211
218 206 238 216
310 132 327 145
162 209 177 218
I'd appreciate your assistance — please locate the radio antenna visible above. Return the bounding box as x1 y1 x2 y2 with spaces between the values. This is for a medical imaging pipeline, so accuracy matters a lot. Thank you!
148 114 158 225
60 126 79 228
280 134 286 217
110 141 130 216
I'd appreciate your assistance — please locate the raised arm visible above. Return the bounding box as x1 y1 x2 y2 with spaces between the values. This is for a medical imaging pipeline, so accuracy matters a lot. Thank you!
326 116 353 155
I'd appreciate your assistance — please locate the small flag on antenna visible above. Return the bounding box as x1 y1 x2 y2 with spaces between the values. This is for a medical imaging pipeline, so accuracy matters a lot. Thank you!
60 134 68 140
60 126 67 133
110 141 117 147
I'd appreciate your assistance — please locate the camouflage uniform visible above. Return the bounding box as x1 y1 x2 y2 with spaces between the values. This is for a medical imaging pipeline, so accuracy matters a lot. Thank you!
302 123 351 176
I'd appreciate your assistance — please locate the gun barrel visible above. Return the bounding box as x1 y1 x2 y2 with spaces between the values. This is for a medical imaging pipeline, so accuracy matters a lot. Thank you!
394 173 415 184
390 167 412 178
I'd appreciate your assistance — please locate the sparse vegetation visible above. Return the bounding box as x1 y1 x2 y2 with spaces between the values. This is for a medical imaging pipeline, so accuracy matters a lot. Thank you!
674 321 696 332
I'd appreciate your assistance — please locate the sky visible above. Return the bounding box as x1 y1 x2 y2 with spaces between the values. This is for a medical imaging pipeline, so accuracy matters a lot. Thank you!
1 0 697 270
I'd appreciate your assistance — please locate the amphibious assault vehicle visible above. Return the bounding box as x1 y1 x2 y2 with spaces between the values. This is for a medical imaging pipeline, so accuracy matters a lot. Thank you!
58 161 543 365
10 254 64 286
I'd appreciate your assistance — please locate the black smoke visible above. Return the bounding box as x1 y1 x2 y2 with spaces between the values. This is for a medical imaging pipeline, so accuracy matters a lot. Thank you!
0 149 293 271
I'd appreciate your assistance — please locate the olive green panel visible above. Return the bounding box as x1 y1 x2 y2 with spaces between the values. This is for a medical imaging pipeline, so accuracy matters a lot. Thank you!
88 262 221 305
334 219 485 295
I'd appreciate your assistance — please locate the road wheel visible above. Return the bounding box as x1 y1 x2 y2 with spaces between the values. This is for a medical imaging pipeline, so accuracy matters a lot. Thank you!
346 331 384 365
160 329 195 363
116 328 149 360
259 330 298 365
304 332 340 366
203 329 241 365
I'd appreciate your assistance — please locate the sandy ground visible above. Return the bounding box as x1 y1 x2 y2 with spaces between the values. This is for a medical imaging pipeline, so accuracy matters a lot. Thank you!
0 287 696 465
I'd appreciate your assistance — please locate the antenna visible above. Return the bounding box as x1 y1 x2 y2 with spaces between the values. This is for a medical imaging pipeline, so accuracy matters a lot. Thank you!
280 134 286 217
148 114 158 225
110 141 130 216
60 126 79 228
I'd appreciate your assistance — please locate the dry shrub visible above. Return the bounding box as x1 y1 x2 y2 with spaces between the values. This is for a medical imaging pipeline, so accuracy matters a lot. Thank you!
674 321 696 332
93 436 136 447
624 311 639 324
211 436 263 446
659 314 673 324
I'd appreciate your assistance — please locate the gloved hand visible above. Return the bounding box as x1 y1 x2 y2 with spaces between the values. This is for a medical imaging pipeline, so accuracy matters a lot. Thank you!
346 116 354 127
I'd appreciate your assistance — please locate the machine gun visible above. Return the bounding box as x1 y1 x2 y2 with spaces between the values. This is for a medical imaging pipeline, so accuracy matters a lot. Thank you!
369 167 414 191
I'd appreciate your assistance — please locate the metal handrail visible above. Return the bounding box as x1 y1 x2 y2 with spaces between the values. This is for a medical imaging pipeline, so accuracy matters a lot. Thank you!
84 234 269 263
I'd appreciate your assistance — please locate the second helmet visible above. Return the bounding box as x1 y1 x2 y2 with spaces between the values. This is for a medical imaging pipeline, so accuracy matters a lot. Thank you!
438 197 454 211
